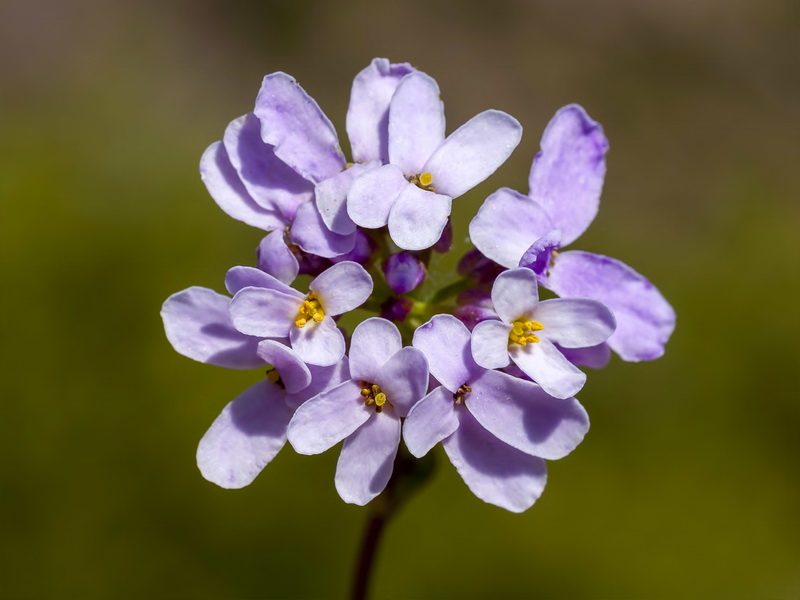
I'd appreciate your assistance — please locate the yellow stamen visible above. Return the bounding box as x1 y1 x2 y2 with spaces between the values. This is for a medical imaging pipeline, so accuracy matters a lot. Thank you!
419 172 433 187
508 319 545 347
408 172 436 192
360 382 391 412
294 291 325 328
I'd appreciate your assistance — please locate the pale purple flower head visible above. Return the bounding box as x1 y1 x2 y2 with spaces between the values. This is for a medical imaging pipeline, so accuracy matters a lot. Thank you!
287 318 429 505
469 104 676 361
229 261 373 366
403 314 590 512
471 268 616 399
347 71 522 250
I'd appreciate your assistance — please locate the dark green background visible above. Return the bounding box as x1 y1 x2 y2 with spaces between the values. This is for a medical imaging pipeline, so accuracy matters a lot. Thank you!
2 1 798 598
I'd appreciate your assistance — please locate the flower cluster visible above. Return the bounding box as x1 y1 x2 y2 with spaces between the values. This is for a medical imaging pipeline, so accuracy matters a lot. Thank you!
161 58 675 512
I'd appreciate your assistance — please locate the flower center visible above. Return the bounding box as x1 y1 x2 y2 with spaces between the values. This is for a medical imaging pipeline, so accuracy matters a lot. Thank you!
360 383 390 413
294 292 325 328
508 320 545 346
408 172 435 192
453 383 472 405
265 367 284 389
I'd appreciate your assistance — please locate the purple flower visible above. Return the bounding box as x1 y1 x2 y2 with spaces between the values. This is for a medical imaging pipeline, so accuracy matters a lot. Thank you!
229 261 373 366
287 318 429 505
403 315 590 512
347 71 522 250
469 104 676 361
383 251 427 294
471 268 615 399
197 342 350 488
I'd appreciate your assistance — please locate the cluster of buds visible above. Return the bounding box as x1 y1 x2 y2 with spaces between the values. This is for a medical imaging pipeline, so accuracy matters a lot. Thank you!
161 58 675 512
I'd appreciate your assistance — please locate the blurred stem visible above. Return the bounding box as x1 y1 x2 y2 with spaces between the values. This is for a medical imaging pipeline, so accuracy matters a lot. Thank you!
350 447 435 600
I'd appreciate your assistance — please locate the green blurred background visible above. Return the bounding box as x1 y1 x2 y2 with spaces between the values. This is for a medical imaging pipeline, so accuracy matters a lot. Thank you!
2 0 798 598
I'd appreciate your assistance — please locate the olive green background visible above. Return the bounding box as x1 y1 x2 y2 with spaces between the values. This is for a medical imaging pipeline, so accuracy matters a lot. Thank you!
2 1 798 598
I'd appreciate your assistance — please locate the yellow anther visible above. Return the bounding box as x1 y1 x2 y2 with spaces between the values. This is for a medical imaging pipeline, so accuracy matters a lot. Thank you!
360 388 371 398
508 319 545 346
266 369 280 383
295 317 307 327
360 382 391 412
374 392 387 406
419 172 433 187
294 291 325 328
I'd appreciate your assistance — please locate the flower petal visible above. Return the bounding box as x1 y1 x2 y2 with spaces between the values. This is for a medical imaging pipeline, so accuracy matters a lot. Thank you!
546 250 676 361
528 104 608 246
348 317 402 383
466 369 590 460
346 164 409 229
346 58 414 164
289 316 346 366
289 356 350 408
287 380 370 454
224 265 303 298
200 141 286 231
315 165 367 235
424 110 522 199
256 232 300 285
290 200 356 258
335 411 400 505
254 72 346 183
256 340 312 394
442 408 547 513
403 386 459 457
196 380 293 489
509 338 586 399
518 229 561 281
229 287 300 338
388 70 445 174
413 315 481 392
469 187 555 269
534 298 615 348
387 185 452 251
222 113 312 218
470 319 512 370
374 347 429 417
309 261 373 316
558 343 611 369
491 267 540 323
161 287 264 369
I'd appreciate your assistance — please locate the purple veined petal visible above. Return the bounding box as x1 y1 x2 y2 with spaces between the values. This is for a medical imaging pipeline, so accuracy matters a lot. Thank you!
470 319 512 370
347 58 414 164
388 70 446 175
315 164 371 235
346 164 409 229
558 342 611 369
161 287 265 369
466 369 590 460
256 340 312 394
454 304 499 332
335 411 401 505
374 346 429 417
442 408 548 513
309 261 373 316
509 337 586 399
469 187 555 269
222 113 313 218
424 110 522 199
491 268 540 324
348 317 402 383
287 380 370 454
229 287 301 338
383 251 427 295
290 200 356 258
197 379 294 489
546 250 676 361
287 356 351 409
387 185 452 251
225 265 303 298
528 104 608 247
518 229 561 282
289 315 346 366
200 141 287 231
256 232 300 286
254 72 346 183
403 386 459 458
413 315 481 393
534 298 615 348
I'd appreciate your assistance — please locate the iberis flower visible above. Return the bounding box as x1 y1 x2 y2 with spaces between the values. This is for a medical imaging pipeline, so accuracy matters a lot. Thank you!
347 71 522 250
287 318 429 505
469 104 675 361
404 315 590 512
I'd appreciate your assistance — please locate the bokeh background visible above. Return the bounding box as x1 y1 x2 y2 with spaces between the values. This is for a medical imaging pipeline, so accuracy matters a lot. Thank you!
2 0 798 598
